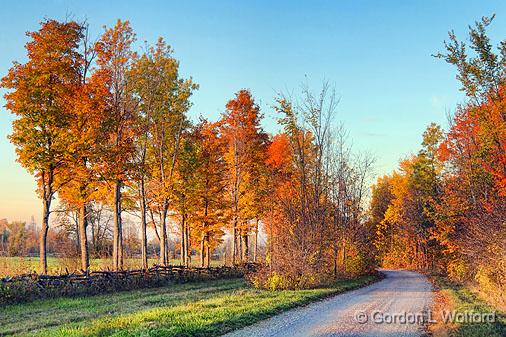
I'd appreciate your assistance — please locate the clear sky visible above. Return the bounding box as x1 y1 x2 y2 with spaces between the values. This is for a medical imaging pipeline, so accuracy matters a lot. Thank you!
1 0 505 224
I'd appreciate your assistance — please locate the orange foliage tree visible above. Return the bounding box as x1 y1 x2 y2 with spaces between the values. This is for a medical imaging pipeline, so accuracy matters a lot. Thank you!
191 120 229 267
254 83 375 289
434 17 505 297
93 20 138 271
219 90 268 264
2 19 84 274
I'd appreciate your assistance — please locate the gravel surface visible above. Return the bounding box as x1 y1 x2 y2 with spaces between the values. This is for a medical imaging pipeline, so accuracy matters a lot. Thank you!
223 270 433 337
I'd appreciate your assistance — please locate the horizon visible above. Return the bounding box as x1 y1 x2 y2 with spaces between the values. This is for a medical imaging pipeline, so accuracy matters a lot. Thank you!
1 0 505 224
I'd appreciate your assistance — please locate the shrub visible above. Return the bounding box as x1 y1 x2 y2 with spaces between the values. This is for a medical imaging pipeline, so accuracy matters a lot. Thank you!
474 263 506 311
446 257 469 283
248 264 332 290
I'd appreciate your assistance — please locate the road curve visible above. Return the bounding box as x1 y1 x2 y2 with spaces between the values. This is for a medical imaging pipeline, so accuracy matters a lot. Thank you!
223 270 433 337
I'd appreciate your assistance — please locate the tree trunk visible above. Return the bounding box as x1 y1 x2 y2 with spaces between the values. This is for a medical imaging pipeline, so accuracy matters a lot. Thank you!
119 226 124 269
241 230 248 263
40 200 50 275
159 205 168 266
253 218 259 263
239 227 243 262
268 209 273 272
75 215 80 256
232 216 237 265
140 181 148 269
165 231 169 264
180 215 186 266
185 221 190 267
113 180 122 271
341 239 346 273
205 236 210 268
332 244 338 277
140 216 148 269
78 203 89 273
200 235 205 267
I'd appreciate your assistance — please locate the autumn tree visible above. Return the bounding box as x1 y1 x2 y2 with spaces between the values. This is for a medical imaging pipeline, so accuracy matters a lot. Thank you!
433 15 505 303
130 37 197 266
1 19 84 274
57 24 110 272
328 129 375 276
256 82 375 288
370 174 395 263
192 120 229 267
94 20 137 271
273 83 335 284
173 132 200 267
220 90 268 264
6 222 28 257
264 132 293 271
371 123 443 271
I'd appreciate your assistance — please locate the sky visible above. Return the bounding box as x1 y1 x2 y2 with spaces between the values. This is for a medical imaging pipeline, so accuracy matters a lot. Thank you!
0 0 505 224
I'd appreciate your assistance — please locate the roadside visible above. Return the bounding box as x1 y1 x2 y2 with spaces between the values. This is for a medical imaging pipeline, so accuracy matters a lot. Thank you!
0 273 380 336
428 275 505 337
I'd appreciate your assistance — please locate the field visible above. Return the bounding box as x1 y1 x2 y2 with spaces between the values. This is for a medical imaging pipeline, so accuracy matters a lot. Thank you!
0 274 377 336
0 256 222 277
430 276 506 337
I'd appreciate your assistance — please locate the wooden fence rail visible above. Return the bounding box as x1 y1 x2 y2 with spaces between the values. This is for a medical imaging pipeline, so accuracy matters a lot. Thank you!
0 263 257 305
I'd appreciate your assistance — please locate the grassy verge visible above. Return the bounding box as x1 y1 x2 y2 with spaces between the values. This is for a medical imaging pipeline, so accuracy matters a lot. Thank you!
429 275 505 337
0 274 379 336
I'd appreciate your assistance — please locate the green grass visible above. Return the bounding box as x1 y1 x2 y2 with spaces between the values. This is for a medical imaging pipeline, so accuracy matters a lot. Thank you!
0 274 378 336
433 276 506 337
0 256 223 277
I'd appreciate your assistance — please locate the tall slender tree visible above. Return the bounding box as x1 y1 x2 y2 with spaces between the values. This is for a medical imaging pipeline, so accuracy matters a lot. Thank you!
130 38 197 266
220 90 267 264
94 20 137 271
57 24 106 273
1 19 84 274
192 120 229 267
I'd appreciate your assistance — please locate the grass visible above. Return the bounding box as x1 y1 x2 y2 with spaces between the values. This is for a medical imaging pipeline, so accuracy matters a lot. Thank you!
430 275 506 337
0 256 223 277
0 274 378 336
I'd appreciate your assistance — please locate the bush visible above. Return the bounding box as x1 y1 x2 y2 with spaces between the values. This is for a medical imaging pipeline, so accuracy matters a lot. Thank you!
474 263 506 311
446 257 469 283
344 250 376 277
248 264 336 290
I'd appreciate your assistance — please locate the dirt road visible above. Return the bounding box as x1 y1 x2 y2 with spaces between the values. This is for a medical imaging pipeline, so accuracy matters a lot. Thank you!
224 270 433 337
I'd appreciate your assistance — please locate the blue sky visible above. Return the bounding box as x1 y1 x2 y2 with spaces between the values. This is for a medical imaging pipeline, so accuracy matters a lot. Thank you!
1 0 505 223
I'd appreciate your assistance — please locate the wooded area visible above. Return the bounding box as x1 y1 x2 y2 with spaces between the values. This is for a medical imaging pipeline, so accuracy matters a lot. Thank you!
1 18 375 288
1 16 504 299
370 16 505 308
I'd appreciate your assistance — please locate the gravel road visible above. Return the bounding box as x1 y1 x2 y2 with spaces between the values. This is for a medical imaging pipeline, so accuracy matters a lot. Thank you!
224 270 433 337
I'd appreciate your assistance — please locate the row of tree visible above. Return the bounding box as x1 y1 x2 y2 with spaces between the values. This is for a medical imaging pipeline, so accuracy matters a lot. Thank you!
1 19 269 273
370 16 505 307
3 18 377 284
